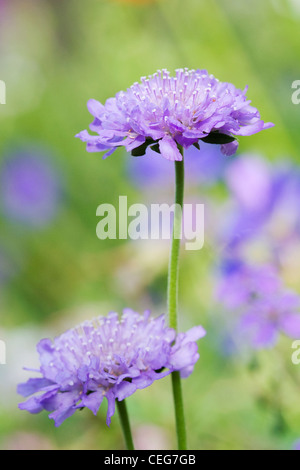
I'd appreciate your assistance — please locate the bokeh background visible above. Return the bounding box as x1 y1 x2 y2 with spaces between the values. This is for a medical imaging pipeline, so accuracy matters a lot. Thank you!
0 0 300 450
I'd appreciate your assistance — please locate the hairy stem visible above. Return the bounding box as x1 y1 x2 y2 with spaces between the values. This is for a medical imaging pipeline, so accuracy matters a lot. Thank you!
167 148 187 450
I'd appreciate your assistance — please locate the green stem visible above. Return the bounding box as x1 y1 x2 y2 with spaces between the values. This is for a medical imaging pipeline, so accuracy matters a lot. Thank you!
171 371 187 449
167 147 187 450
117 399 135 450
168 154 185 331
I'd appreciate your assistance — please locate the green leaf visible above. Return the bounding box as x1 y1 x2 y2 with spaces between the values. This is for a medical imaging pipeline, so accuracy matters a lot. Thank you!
150 143 160 154
131 142 149 157
200 133 236 145
193 142 200 150
131 138 156 157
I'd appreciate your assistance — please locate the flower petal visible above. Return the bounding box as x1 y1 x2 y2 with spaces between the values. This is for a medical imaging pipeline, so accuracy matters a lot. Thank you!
106 392 116 427
182 326 206 344
221 140 239 156
280 314 300 338
48 391 79 427
80 391 104 416
170 342 199 370
159 135 182 162
17 378 55 397
18 396 44 414
87 99 105 118
115 382 137 401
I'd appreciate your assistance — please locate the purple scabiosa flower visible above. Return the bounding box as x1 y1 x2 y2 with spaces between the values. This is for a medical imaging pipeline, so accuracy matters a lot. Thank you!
18 309 206 427
0 150 62 227
216 261 300 348
76 69 273 161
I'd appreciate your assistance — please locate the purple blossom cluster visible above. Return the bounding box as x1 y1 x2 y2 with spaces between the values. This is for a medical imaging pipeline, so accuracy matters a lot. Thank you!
222 156 300 250
0 150 62 227
76 68 273 161
18 309 206 426
214 155 300 351
217 261 300 349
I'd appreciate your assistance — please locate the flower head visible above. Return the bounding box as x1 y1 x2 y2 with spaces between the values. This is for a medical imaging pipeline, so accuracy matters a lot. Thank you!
18 309 206 427
76 68 273 161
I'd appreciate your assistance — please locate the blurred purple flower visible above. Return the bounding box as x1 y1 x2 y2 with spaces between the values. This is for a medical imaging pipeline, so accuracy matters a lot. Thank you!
0 150 62 227
127 141 227 189
76 68 273 161
18 309 206 427
293 440 300 450
0 0 7 15
223 156 300 249
240 291 300 349
226 155 272 212
217 261 300 349
217 261 281 310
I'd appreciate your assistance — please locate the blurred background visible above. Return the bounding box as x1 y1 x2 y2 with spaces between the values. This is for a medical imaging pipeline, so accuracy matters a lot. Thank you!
0 0 300 450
